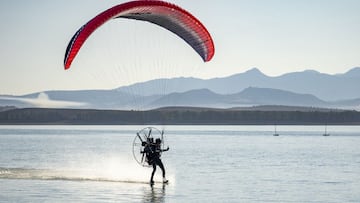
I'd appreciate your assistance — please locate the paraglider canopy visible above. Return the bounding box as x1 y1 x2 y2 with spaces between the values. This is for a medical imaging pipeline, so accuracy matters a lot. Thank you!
64 0 215 69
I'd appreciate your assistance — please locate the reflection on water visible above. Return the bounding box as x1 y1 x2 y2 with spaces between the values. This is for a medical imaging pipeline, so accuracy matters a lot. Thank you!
143 184 166 203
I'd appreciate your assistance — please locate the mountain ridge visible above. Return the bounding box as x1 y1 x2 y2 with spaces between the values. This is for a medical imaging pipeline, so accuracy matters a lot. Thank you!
117 67 360 100
1 67 360 110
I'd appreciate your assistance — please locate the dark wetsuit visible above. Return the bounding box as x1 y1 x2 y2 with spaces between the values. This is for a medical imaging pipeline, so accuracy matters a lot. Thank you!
150 144 165 182
145 143 168 183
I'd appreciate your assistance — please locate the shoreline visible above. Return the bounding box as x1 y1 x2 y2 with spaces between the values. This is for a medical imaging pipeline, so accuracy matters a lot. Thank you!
1 107 360 125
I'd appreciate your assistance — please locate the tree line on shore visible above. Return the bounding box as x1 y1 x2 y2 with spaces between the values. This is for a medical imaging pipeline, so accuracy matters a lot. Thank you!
0 108 359 125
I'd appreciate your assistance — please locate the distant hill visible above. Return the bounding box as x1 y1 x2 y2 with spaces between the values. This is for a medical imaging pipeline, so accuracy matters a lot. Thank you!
1 87 359 110
1 68 360 110
231 87 327 106
158 105 340 112
148 87 329 109
148 89 227 109
118 67 360 101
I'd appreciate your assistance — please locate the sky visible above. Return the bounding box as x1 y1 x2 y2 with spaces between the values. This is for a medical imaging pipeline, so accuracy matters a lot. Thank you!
0 0 359 95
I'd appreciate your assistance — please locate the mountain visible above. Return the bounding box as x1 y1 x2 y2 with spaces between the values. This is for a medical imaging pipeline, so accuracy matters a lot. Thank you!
331 98 360 109
146 87 329 109
117 67 360 101
117 68 269 97
229 87 327 107
1 67 360 110
117 77 206 97
148 89 227 109
341 67 360 78
0 87 337 110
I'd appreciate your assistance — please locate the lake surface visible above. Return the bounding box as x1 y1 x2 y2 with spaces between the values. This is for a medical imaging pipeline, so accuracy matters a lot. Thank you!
1 125 360 202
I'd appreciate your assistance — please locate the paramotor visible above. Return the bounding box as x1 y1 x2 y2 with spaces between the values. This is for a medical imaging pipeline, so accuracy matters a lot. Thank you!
132 127 166 167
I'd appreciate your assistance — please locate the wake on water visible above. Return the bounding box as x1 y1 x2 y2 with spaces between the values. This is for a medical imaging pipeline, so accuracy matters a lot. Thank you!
0 167 168 184
0 149 174 185
0 156 174 184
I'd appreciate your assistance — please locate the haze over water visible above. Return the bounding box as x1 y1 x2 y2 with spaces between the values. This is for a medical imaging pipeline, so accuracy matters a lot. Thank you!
1 125 360 202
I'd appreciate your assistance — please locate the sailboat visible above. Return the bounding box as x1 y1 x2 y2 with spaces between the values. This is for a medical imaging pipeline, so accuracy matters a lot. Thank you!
273 124 279 136
323 124 330 136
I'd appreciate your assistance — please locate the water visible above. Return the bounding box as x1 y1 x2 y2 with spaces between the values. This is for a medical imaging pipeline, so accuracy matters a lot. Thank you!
1 125 360 202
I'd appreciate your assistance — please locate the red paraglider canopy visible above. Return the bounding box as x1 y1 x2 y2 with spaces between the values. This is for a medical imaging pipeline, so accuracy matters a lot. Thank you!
64 0 215 69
